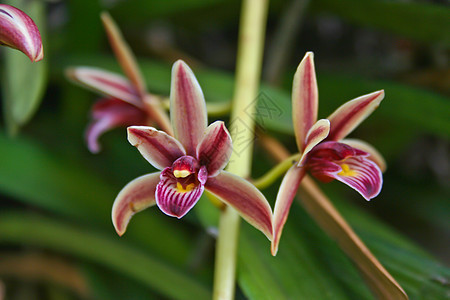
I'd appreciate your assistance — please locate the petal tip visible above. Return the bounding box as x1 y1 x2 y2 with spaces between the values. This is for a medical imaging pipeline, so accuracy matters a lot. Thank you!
304 51 314 59
271 241 279 256
172 59 187 72
127 126 155 145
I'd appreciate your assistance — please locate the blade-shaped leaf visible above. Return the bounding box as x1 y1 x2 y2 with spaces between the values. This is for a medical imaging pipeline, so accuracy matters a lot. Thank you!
0 212 211 300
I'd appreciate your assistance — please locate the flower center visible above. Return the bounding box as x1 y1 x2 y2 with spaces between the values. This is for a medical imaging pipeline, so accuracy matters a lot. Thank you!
338 163 357 177
170 155 201 193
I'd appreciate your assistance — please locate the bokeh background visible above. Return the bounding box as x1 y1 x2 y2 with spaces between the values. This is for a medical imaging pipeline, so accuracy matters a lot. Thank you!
0 0 448 299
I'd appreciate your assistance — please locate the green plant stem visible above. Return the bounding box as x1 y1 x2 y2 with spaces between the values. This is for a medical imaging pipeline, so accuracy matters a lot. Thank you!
252 153 300 189
212 0 269 299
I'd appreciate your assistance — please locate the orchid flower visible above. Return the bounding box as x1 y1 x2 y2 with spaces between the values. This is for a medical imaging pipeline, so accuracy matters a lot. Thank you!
0 4 43 62
112 60 273 241
272 52 386 255
66 12 170 153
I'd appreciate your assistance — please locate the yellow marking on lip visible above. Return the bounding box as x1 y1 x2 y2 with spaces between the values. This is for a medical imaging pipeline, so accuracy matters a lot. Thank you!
174 169 191 178
338 163 358 177
176 182 195 193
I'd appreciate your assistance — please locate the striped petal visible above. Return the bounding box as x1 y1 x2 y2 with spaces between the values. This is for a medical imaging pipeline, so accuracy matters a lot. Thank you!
308 142 382 200
155 166 207 218
341 138 387 172
205 171 273 240
298 119 330 167
327 90 384 141
127 126 186 170
0 4 43 62
272 165 305 256
292 52 318 150
170 60 207 156
86 98 147 153
112 172 160 236
196 121 232 177
101 12 146 97
66 67 142 108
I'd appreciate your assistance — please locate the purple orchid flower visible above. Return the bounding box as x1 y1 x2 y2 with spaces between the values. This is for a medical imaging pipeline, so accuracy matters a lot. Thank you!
66 12 170 153
112 60 273 241
272 52 386 255
0 4 43 62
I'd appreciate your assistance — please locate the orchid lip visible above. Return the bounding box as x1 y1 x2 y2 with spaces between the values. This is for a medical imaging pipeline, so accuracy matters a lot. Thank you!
155 164 207 219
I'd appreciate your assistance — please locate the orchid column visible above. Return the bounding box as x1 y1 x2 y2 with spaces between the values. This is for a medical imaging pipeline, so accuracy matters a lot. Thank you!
213 0 269 299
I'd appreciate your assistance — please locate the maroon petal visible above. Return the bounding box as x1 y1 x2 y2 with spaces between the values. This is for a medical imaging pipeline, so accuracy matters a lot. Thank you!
205 171 273 240
170 60 207 155
341 138 387 172
127 126 186 170
308 141 366 162
308 146 382 200
327 90 384 141
112 172 160 236
0 4 43 62
66 67 142 108
298 119 330 167
86 98 147 153
155 166 207 218
292 52 318 150
272 165 305 255
196 121 232 177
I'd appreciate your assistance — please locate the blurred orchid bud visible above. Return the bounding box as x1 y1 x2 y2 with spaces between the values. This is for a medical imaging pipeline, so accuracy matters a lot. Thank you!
0 4 43 62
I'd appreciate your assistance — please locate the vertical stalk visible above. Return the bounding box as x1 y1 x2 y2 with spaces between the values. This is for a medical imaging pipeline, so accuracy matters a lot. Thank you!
212 0 269 299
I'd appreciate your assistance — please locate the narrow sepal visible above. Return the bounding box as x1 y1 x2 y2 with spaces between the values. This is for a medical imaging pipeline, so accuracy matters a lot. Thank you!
101 12 146 96
272 165 305 255
341 138 387 172
298 119 330 166
292 52 318 150
197 121 232 177
66 67 142 108
112 172 160 236
86 98 147 153
155 166 206 218
0 4 43 62
127 126 186 170
170 60 207 155
327 90 384 141
205 171 273 240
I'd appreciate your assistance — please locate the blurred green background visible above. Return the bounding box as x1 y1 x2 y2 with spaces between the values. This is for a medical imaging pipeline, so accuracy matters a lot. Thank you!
0 0 449 299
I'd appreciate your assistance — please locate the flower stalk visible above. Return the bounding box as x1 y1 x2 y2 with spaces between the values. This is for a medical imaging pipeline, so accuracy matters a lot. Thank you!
252 153 300 189
213 0 269 299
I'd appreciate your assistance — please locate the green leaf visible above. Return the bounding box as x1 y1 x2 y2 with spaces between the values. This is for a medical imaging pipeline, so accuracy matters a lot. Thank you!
311 0 450 46
237 205 373 300
0 212 211 300
2 0 47 135
0 132 196 267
